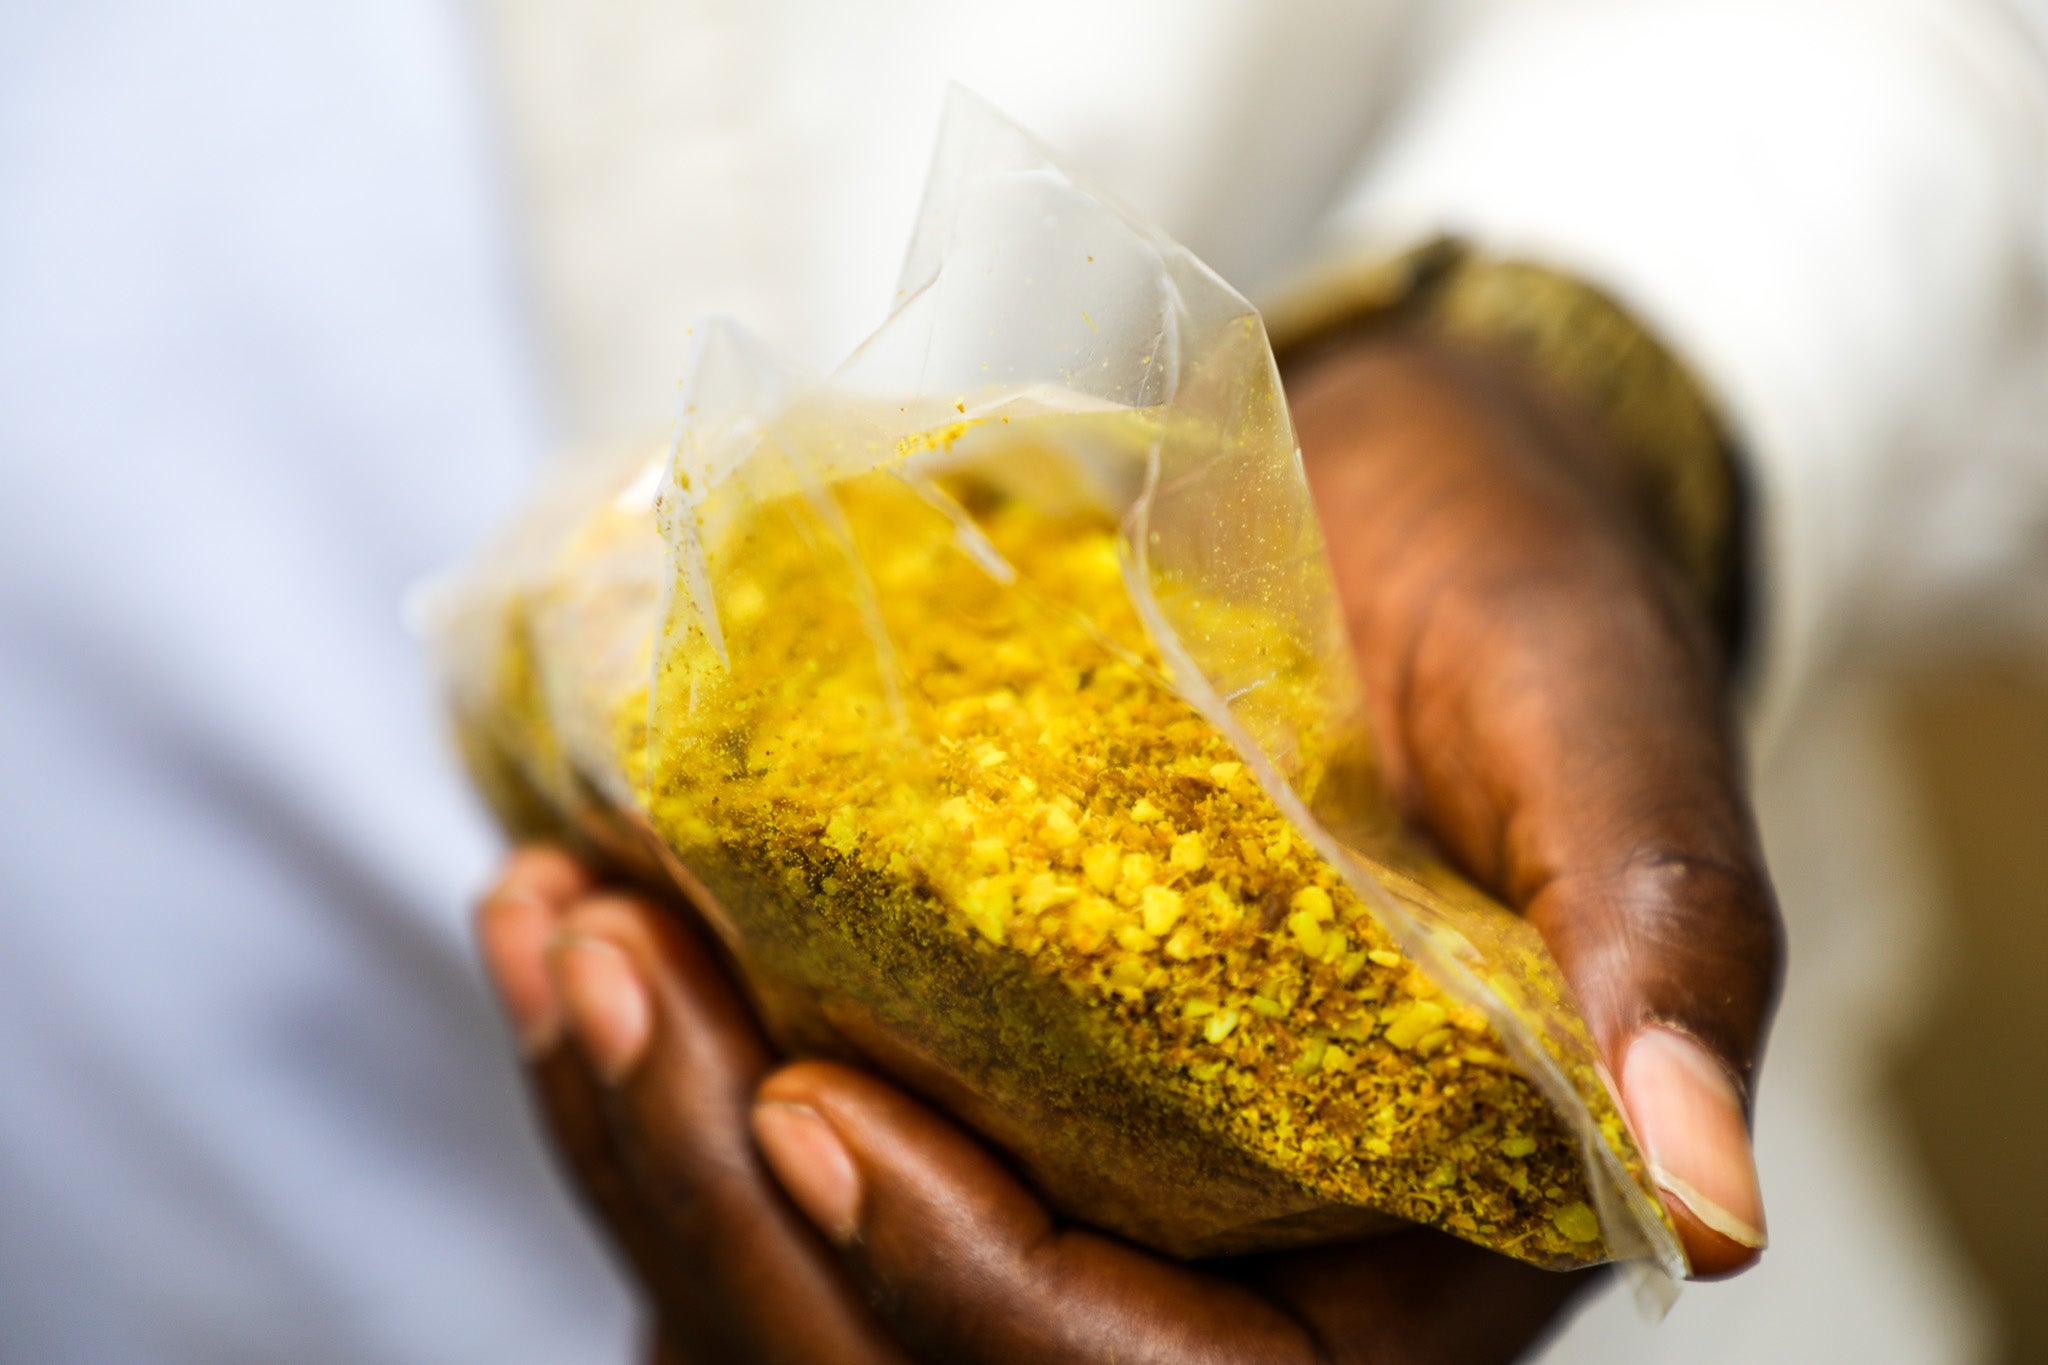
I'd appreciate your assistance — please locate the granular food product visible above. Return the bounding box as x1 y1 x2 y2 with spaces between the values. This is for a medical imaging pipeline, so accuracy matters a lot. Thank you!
431 91 1684 1282
622 457 1633 1264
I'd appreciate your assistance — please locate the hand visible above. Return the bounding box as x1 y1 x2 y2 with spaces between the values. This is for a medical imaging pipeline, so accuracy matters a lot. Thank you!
474 329 1782 1361
1290 332 1780 1274
478 850 1598 1364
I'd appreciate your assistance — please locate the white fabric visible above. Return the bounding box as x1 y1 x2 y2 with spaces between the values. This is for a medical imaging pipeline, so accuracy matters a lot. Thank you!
1332 0 2048 747
0 5 632 1363
3 0 2043 1360
1535 680 1999 1361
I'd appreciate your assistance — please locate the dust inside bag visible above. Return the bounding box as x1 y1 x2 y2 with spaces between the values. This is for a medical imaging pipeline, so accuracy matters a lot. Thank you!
433 88 1686 1290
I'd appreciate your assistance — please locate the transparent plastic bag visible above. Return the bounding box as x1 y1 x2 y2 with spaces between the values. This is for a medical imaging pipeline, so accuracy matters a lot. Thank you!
431 91 1684 1284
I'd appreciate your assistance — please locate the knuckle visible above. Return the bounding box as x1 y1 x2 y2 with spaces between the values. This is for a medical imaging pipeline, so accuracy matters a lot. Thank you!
1536 845 1785 1067
1602 848 1784 1059
1616 849 1782 968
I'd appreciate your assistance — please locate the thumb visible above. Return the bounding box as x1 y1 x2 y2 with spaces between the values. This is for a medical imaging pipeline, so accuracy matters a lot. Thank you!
749 1063 1316 1365
1525 819 1782 1277
1443 550 1783 1276
1291 337 1784 1277
1425 521 1783 1276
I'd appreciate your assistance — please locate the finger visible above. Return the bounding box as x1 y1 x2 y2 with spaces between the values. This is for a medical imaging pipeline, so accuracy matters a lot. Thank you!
475 845 595 1053
1418 549 1777 1275
753 1062 1319 1365
1295 341 1782 1276
553 897 907 1364
1457 515 1778 1276
473 851 683 1320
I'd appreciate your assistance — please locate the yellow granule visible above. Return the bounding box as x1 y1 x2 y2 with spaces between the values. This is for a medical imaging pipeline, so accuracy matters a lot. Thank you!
593 463 1625 1266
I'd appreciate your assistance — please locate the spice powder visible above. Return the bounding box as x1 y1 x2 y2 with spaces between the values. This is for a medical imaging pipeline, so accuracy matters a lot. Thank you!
557 454 1644 1268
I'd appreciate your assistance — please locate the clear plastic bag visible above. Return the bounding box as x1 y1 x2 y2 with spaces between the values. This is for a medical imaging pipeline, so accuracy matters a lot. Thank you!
432 91 1684 1283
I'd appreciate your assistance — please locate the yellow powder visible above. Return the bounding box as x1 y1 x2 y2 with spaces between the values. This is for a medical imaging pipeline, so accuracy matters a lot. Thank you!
563 461 1646 1267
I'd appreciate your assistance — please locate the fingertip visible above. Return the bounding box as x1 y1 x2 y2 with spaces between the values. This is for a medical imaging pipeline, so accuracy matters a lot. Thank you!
1668 1202 1764 1280
475 855 581 1055
757 1060 1058 1257
1620 1026 1768 1279
752 1100 863 1245
474 849 601 1057
477 890 564 1056
552 932 654 1083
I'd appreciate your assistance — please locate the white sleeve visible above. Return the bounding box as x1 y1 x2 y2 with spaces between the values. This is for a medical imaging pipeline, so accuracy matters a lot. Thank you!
1324 0 2048 746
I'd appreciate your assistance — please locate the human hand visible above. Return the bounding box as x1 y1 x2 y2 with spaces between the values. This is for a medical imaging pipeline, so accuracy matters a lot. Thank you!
473 327 1781 1360
1289 332 1780 1277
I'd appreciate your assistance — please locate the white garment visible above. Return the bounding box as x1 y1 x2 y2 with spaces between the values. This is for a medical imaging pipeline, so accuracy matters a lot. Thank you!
492 0 2048 712
0 5 632 1363
3 1 2043 1361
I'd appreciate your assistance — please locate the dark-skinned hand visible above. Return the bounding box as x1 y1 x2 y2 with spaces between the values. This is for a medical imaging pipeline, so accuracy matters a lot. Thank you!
474 332 1783 1363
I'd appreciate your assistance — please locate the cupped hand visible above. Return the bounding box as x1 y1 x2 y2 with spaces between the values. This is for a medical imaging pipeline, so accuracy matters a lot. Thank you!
474 329 1782 1361
478 849 1595 1364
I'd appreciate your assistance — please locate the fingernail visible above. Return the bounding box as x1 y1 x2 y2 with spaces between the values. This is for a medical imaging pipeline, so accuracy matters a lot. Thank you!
477 892 561 1056
554 935 652 1083
752 1101 861 1245
1622 1027 1768 1264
